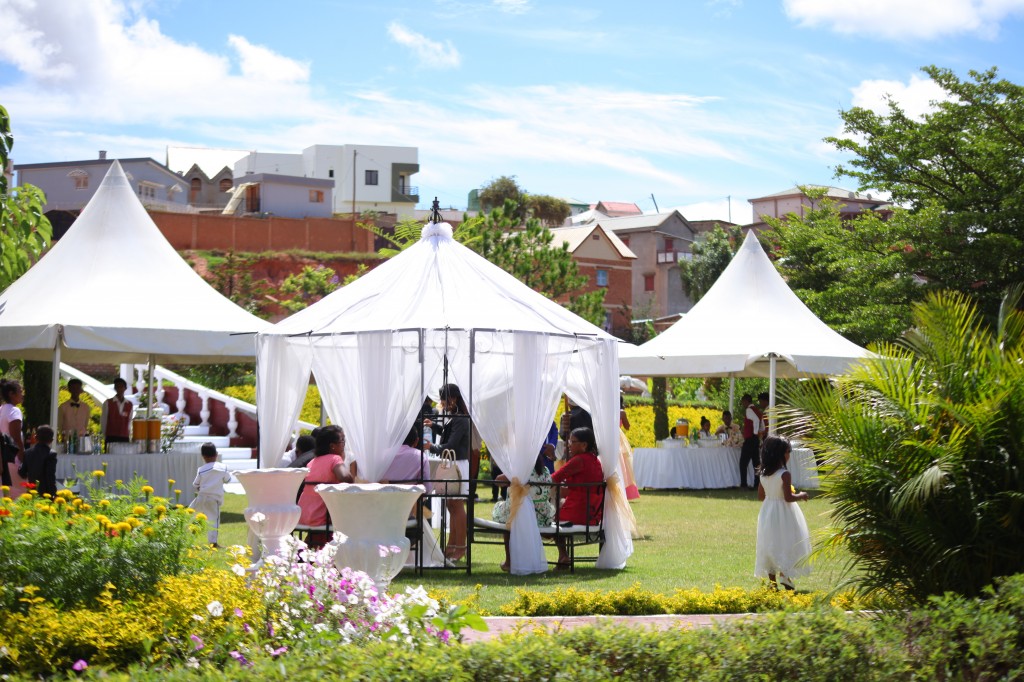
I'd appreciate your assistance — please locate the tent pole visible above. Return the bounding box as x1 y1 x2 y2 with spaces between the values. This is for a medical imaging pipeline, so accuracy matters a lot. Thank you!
728 376 735 414
768 354 777 436
49 336 62 428
146 355 155 419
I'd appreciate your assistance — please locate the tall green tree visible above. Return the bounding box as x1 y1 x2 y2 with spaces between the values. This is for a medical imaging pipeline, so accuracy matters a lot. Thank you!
780 287 1024 602
459 200 606 326
764 192 927 347
478 175 526 221
679 225 741 304
527 194 571 226
1 104 54 402
827 65 1024 316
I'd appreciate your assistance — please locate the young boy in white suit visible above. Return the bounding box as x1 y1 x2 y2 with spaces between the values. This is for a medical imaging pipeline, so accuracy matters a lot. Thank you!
191 443 232 547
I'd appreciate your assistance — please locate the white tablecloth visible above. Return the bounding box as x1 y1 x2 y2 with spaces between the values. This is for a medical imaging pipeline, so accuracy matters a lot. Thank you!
55 449 205 504
633 446 819 490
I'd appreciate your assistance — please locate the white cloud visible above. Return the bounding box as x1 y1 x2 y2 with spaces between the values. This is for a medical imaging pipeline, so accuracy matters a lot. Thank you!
850 73 951 118
493 0 530 13
386 22 461 69
0 0 319 125
668 198 753 225
784 0 1024 40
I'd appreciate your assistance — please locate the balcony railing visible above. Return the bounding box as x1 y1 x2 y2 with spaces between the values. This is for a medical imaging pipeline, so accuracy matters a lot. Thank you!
656 250 692 264
397 185 419 197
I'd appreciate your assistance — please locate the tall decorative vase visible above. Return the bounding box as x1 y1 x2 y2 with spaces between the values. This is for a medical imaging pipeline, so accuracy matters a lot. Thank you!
235 468 308 568
316 482 425 591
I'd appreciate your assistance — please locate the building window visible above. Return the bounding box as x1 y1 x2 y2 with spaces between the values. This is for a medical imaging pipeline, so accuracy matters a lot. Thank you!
219 178 232 192
365 170 378 185
644 274 655 292
69 170 89 190
596 269 609 287
138 184 156 199
309 190 324 203
664 237 674 251
328 169 334 178
592 234 600 240
621 237 629 247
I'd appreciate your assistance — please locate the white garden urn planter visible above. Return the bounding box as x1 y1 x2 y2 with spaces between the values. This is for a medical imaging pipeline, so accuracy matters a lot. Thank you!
235 468 308 566
316 482 425 591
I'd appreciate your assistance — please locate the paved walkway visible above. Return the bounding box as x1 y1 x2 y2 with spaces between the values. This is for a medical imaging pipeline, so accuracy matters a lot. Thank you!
462 613 753 643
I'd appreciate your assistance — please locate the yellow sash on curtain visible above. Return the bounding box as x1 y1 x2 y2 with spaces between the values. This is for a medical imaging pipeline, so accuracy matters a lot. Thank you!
505 477 530 527
604 472 638 538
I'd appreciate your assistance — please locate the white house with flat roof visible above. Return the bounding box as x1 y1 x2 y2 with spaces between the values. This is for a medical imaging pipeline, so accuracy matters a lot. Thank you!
234 144 419 219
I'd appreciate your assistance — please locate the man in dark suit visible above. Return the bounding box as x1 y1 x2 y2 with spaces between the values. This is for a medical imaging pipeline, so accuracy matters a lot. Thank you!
23 424 57 497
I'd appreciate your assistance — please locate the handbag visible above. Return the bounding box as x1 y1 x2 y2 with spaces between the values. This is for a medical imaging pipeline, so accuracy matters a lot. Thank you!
434 448 462 497
0 433 17 464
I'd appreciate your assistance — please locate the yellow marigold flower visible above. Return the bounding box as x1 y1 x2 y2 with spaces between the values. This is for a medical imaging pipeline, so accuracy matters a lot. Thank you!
72 498 83 507
0 485 8 493
18 494 32 502
188 524 199 534
133 505 147 516
115 479 124 487
23 510 34 518
129 518 143 528
155 505 167 514
80 503 91 512
56 489 73 499
143 527 154 536
54 497 67 506
167 479 176 486
115 522 132 535
91 470 105 478
42 493 52 499
195 513 208 522
175 504 184 510
141 485 154 495
184 507 195 515
95 514 110 525
99 499 110 508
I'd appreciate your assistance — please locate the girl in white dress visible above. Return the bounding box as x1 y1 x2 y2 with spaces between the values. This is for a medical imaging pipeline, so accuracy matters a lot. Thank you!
755 436 812 590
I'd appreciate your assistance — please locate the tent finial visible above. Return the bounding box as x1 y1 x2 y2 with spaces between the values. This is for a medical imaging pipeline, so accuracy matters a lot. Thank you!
429 197 441 224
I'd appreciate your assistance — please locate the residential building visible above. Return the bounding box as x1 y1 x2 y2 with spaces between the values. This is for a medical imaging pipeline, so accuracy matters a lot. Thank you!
593 201 642 217
228 173 334 219
166 146 248 213
549 223 636 334
590 210 698 319
747 185 892 230
234 144 419 219
14 152 190 238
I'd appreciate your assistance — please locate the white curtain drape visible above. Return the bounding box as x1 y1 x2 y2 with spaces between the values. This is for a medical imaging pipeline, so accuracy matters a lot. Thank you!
566 338 632 569
256 335 314 467
311 330 424 483
470 332 575 574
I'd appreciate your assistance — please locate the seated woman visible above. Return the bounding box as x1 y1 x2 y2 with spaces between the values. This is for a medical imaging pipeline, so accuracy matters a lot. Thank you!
492 452 556 572
551 426 604 569
698 416 713 438
297 425 354 550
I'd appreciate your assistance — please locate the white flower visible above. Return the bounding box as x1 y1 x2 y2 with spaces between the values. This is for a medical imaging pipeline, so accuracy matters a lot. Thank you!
207 600 224 617
231 563 246 577
191 614 205 622
186 657 199 669
249 511 266 524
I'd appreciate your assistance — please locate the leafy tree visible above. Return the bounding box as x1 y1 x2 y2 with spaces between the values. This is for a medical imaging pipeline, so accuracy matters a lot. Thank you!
679 225 741 304
780 287 1024 602
203 252 271 319
478 175 525 220
527 194 571 226
827 65 1024 316
764 192 926 347
459 200 607 326
277 265 341 313
0 104 51 291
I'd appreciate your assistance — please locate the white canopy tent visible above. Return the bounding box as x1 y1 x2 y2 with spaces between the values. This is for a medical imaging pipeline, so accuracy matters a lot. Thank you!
619 229 871 420
0 161 270 423
256 221 632 574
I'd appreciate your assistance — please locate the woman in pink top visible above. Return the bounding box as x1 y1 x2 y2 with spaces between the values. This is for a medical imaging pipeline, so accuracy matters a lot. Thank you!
297 426 353 549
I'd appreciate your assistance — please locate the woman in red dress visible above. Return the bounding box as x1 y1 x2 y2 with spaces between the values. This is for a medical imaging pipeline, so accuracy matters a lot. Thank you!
551 426 604 568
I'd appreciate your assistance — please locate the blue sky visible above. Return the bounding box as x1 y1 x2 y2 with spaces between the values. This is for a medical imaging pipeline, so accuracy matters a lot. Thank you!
2 0 1023 223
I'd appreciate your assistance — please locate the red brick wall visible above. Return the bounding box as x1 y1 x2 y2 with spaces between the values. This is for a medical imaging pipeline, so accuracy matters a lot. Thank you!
150 211 375 253
561 255 634 334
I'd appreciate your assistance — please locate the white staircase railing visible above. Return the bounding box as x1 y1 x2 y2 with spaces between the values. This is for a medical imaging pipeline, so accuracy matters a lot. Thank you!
57 362 318 441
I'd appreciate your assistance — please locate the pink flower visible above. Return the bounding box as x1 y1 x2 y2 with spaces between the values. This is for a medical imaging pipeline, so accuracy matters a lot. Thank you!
72 660 88 672
190 634 204 650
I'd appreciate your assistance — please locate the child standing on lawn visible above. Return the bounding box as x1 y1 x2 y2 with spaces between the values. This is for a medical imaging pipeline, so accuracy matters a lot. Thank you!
755 435 811 590
191 443 232 548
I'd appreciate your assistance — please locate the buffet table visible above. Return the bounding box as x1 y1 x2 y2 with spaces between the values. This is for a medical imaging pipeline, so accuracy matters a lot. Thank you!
55 449 205 504
633 445 819 490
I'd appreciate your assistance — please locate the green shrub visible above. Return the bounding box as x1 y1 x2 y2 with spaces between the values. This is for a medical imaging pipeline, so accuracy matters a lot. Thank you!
0 476 205 613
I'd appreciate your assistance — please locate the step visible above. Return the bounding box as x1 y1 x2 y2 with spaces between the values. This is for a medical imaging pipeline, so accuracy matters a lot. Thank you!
183 425 210 437
180 434 231 448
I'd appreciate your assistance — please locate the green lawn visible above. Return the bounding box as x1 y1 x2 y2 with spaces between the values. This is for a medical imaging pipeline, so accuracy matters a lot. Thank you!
216 487 850 612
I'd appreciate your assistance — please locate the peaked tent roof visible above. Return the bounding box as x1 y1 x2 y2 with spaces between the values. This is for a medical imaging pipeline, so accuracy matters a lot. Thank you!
0 161 270 363
619 230 870 378
269 221 616 338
